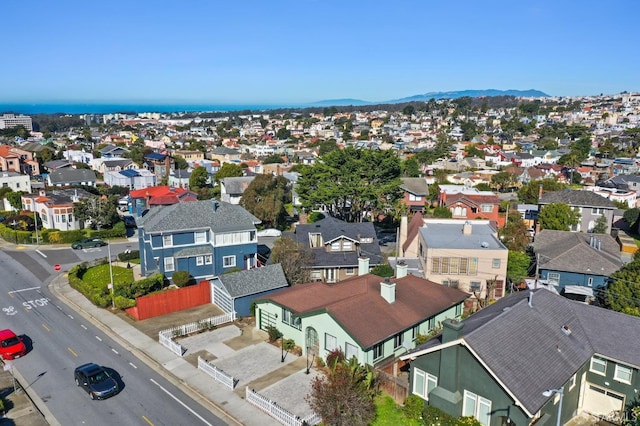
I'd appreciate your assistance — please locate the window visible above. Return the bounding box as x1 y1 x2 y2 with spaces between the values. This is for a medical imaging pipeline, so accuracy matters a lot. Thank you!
592 207 604 215
412 325 420 340
432 258 441 274
214 231 254 246
282 309 301 330
163 235 172 247
393 333 404 349
455 304 462 316
373 343 383 360
427 318 435 331
196 256 204 266
195 231 206 244
331 242 341 251
470 281 482 292
409 193 422 202
587 277 593 287
481 204 494 213
463 390 491 425
469 258 478 274
204 255 212 265
443 280 459 289
569 374 576 390
614 364 633 384
223 255 236 268
413 368 438 400
590 356 607 375
345 343 358 360
164 257 175 272
441 258 450 274
346 267 355 275
450 258 459 274
325 333 338 351
492 258 501 269
548 272 560 285
343 241 353 251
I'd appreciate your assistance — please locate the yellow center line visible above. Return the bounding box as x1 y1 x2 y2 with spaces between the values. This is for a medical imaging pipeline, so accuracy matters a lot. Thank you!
42 324 50 332
8 292 14 299
67 348 78 357
142 415 154 425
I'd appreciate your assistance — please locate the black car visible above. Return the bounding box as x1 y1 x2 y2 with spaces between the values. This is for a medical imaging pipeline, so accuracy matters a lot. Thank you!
122 216 137 228
71 238 107 250
74 363 119 400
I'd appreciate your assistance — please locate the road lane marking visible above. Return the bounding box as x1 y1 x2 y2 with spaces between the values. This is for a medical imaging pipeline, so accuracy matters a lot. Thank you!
42 324 50 332
129 362 137 369
95 336 102 342
68 348 78 357
8 286 41 295
112 348 119 355
142 416 154 426
36 250 46 258
80 324 87 330
67 314 74 319
150 379 213 426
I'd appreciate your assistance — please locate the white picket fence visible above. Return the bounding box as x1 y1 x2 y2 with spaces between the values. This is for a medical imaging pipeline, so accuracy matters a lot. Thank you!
245 387 321 426
198 356 235 390
158 311 236 356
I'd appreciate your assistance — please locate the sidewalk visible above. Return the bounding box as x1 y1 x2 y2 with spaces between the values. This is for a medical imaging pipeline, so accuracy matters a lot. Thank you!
0 365 48 426
48 274 281 426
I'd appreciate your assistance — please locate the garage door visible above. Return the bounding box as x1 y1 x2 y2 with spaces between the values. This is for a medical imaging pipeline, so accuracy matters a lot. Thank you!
211 283 233 313
582 384 624 417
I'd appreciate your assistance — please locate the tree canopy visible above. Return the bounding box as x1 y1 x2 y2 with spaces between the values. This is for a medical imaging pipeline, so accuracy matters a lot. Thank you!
189 166 209 191
296 147 402 222
73 196 119 229
214 162 243 183
538 203 581 231
239 174 290 229
270 237 312 285
606 252 640 317
517 178 566 204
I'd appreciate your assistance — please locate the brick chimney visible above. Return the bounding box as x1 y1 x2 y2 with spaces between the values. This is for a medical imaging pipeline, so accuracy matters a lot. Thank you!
380 277 396 304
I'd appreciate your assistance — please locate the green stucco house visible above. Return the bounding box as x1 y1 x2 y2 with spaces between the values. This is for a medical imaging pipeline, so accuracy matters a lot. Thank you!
401 289 640 425
254 259 468 368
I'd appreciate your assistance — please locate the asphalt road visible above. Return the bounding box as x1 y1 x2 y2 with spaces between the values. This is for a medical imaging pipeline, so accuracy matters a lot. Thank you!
0 244 228 426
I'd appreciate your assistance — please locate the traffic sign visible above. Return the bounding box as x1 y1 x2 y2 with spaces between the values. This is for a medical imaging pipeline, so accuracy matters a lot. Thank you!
54 264 61 272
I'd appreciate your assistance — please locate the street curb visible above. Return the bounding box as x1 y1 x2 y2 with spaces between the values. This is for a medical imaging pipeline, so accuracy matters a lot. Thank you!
9 363 60 426
47 274 244 426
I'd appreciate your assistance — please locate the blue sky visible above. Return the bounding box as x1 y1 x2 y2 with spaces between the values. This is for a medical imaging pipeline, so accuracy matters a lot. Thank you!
2 0 638 105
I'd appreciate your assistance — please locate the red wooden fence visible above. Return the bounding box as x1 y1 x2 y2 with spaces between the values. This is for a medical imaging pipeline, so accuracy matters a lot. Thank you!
125 281 211 320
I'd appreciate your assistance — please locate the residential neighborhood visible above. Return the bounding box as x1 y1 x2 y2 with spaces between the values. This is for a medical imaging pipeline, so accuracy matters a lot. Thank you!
2 91 640 425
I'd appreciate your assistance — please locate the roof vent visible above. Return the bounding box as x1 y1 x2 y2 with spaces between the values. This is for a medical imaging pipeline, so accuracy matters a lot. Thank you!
561 325 571 336
481 241 489 248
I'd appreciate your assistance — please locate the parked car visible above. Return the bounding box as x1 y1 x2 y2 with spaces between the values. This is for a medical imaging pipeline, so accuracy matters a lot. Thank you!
71 238 107 250
74 363 119 400
0 329 27 360
122 216 137 228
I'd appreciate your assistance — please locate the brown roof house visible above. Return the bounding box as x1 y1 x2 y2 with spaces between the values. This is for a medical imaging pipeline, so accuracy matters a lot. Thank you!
254 258 468 370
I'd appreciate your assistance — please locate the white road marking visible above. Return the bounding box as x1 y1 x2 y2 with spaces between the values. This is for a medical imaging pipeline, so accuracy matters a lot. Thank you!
8 286 41 294
95 336 102 342
67 314 74 319
129 362 137 369
150 379 213 425
36 250 46 258
112 348 119 355
81 325 87 330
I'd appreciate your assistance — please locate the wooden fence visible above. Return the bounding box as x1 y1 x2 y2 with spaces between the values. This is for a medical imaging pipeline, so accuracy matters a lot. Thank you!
126 280 210 320
245 387 321 426
198 356 235 390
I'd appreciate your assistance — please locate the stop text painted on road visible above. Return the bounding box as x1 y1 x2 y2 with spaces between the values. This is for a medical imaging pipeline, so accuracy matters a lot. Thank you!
22 298 51 309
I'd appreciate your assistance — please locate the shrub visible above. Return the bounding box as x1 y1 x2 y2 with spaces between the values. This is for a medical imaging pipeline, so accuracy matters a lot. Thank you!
283 338 295 351
114 295 136 309
402 394 425 419
118 250 140 261
325 348 346 368
265 325 282 342
171 271 192 288
307 211 325 223
422 405 456 426
315 356 325 368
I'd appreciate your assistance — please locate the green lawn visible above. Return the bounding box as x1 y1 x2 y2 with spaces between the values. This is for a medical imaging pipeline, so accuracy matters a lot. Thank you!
372 395 422 426
82 264 134 286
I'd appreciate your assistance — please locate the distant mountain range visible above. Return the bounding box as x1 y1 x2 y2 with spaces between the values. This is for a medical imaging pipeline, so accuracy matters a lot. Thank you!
309 89 550 107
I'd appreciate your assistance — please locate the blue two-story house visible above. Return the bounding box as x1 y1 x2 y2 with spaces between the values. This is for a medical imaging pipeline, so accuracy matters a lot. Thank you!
531 229 622 300
136 199 261 281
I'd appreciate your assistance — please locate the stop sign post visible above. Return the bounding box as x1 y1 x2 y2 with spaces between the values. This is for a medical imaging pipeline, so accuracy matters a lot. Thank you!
54 264 61 272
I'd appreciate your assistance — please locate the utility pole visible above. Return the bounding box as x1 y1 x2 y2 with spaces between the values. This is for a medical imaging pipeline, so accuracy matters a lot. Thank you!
534 252 540 289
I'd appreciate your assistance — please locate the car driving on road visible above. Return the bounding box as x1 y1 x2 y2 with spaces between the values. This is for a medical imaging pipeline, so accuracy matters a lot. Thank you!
74 363 119 400
71 238 107 249
0 329 27 360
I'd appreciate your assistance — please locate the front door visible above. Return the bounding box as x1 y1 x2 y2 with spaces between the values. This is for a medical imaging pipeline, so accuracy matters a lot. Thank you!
305 327 319 357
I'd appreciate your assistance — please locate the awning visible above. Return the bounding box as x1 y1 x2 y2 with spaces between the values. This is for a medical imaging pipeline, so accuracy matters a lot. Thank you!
563 285 594 297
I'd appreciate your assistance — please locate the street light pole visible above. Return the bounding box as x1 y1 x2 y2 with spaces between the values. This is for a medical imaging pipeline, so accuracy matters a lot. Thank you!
10 220 18 244
108 242 115 309
542 387 564 426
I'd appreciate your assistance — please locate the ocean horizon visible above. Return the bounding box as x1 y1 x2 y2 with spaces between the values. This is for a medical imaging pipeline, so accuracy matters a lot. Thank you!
0 102 302 115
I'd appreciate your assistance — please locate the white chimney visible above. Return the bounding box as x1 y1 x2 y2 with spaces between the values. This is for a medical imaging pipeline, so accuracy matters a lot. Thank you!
358 257 370 276
396 261 408 279
462 221 472 235
381 277 396 304
399 215 408 254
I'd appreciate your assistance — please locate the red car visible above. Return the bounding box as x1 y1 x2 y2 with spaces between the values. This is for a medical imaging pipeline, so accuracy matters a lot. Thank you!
0 329 27 360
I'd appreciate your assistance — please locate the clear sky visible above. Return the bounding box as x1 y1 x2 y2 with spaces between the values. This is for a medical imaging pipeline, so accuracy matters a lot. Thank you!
2 0 638 105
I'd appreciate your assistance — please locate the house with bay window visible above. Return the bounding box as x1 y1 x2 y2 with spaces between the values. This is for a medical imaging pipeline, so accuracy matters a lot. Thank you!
254 259 468 370
136 199 261 281
401 289 640 426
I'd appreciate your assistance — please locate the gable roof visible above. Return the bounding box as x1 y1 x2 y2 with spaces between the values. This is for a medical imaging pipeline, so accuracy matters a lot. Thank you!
403 289 640 416
48 168 97 184
221 176 255 194
531 229 621 276
257 273 468 349
137 199 260 233
400 178 429 196
217 264 288 298
539 189 615 208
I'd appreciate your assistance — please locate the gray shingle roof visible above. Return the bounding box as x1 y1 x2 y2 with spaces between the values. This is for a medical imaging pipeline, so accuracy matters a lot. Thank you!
539 189 616 208
221 176 255 194
400 178 429 196
531 230 621 276
406 289 640 415
218 264 288 298
419 221 507 250
48 168 97 184
137 199 261 233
